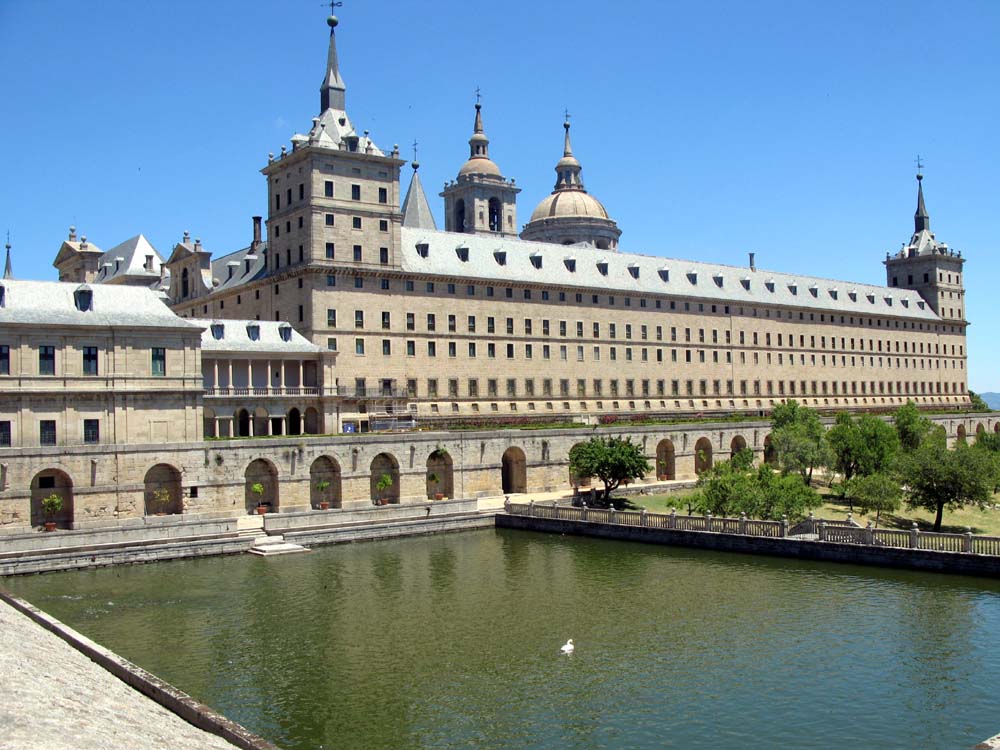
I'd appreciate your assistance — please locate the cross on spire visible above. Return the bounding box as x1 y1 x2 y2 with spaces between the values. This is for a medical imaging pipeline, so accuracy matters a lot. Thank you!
321 0 342 14
412 139 419 162
915 154 925 175
475 86 481 105
564 108 571 124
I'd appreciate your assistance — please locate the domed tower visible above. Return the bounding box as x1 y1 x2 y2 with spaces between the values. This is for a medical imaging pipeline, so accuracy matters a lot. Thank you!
440 102 520 236
520 119 621 249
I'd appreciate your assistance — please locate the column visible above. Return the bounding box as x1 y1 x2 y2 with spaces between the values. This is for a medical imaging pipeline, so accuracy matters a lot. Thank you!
212 360 219 392
298 361 304 391
278 360 285 391
227 360 233 389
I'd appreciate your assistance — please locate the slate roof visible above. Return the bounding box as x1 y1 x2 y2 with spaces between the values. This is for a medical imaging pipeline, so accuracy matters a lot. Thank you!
210 243 269 292
401 169 437 230
398 228 939 321
192 318 320 354
0 280 199 329
93 234 164 284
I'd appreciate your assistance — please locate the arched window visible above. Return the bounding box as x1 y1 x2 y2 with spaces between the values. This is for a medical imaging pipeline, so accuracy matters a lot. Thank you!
181 268 189 298
455 199 466 233
488 197 501 232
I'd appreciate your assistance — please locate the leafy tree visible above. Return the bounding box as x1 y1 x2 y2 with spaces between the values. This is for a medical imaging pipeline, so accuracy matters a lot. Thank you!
826 413 899 482
901 431 995 532
568 436 651 504
754 467 823 521
769 401 829 482
893 401 933 452
692 450 821 520
845 473 901 527
969 391 990 412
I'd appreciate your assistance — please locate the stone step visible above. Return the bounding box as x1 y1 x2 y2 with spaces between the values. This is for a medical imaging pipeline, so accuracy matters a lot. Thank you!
248 533 310 556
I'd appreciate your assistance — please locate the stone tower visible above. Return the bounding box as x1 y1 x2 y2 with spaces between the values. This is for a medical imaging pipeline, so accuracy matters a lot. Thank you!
884 172 966 323
440 103 520 236
520 119 621 249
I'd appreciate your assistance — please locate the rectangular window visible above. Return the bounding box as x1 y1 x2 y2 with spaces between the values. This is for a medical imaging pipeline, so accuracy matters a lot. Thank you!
82 346 98 376
40 420 56 446
355 338 365 355
355 310 365 328
427 313 436 331
378 187 388 204
381 312 391 330
351 184 361 200
39 345 55 375
382 340 391 356
448 342 457 358
83 418 99 444
324 180 334 197
467 315 476 333
151 348 166 376
353 245 362 261
379 247 389 264
448 315 457 332
406 340 415 356
406 312 415 331
488 379 498 397
0 345 9 375
325 214 335 226
327 338 338 351
0 421 9 447
427 341 436 357
352 217 362 230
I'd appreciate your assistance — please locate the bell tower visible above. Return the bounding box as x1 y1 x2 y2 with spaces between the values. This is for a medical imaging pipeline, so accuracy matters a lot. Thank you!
440 100 519 236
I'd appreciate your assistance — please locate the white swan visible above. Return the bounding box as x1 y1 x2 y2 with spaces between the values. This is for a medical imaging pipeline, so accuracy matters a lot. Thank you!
560 638 574 654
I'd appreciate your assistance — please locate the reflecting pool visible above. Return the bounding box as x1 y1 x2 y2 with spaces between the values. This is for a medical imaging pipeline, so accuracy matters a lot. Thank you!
7 529 1000 749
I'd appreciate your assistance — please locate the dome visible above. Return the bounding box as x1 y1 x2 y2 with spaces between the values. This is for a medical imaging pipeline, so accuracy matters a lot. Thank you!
458 157 502 177
529 190 610 223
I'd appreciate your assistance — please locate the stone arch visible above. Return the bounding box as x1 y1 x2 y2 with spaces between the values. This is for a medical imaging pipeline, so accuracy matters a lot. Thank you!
370 453 400 504
730 435 747 459
656 439 676 480
488 197 501 232
995 422 1000 434
245 458 278 514
310 456 342 509
235 408 251 437
454 199 466 233
426 448 454 499
304 407 321 435
287 407 302 436
957 424 967 444
253 407 269 438
763 435 778 466
976 423 986 440
30 469 74 529
143 463 183 516
501 447 527 495
694 437 713 475
203 406 217 438
181 267 189 298
568 442 592 487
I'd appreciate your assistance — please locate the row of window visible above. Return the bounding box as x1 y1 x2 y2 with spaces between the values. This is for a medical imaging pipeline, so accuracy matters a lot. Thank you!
273 214 391 240
0 419 99 447
327 313 961 357
0 346 166 377
359 377 964 400
273 181 388 212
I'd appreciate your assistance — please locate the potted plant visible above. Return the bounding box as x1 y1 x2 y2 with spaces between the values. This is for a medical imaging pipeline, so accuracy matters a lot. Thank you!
315 479 331 510
375 473 393 506
427 472 444 500
657 460 669 481
150 487 172 516
41 493 62 532
251 481 269 514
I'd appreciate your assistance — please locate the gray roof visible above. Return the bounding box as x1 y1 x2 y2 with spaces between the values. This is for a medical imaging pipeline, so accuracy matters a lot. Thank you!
192 318 321 354
401 168 437 230
210 243 268 292
399 228 939 321
93 234 164 284
0 280 200 329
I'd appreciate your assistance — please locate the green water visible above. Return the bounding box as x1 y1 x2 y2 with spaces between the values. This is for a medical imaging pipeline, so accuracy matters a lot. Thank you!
6 529 1000 749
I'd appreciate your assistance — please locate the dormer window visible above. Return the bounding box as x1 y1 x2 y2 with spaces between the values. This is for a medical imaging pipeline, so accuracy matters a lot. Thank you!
416 242 429 258
764 279 775 292
0 283 4 308
493 250 506 266
741 277 751 291
901 299 909 308
712 273 723 288
564 257 576 272
211 323 225 340
867 293 876 304
628 264 640 279
829 289 838 300
686 271 697 284
456 245 469 262
884 296 893 306
788 283 798 295
596 260 608 276
917 300 925 309
530 253 543 270
74 285 93 312
848 290 858 302
658 267 670 282
246 323 260 341
278 324 292 342
809 285 818 297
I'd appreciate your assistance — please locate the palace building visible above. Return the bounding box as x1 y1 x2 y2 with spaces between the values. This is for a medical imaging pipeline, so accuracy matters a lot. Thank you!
42 13 969 438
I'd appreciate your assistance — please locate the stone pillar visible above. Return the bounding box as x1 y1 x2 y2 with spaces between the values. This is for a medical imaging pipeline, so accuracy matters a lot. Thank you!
212 359 219 392
278 360 285 390
964 528 974 553
227 360 233 389
298 361 304 390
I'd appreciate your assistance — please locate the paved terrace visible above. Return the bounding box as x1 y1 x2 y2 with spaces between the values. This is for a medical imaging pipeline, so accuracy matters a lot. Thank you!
0 596 260 750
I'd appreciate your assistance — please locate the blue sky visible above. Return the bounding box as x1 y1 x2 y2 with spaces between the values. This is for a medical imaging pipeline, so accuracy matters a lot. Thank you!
2 0 998 389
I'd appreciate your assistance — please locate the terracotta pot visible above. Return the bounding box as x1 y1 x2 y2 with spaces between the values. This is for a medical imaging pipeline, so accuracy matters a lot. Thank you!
256 505 268 515
379 498 388 506
434 493 445 501
43 521 57 532
319 501 330 510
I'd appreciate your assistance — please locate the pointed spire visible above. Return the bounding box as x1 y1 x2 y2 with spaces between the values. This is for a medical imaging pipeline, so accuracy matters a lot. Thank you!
553 117 585 192
3 232 13 280
914 172 930 233
402 161 438 230
468 102 490 160
319 13 346 113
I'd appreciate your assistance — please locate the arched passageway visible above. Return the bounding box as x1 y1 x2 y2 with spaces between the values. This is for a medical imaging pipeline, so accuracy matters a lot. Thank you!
245 458 278 513
694 437 713 475
235 408 251 437
730 435 748 459
957 424 967 444
304 407 321 435
501 447 527 494
426 448 454 499
310 456 342 509
287 408 302 436
370 453 400 504
31 469 74 529
656 439 676 480
144 464 183 516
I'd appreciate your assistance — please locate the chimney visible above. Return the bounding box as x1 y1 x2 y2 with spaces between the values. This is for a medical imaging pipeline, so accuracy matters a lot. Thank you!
748 252 756 271
251 216 262 250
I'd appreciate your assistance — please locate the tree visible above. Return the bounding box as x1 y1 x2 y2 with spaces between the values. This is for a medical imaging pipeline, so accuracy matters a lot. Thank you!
969 391 989 412
568 436 651 505
845 473 901 527
692 449 821 520
901 433 995 532
826 412 899 482
769 401 829 482
893 401 933 452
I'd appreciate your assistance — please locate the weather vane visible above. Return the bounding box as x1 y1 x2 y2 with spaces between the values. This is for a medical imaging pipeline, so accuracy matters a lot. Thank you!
475 86 481 105
412 139 419 162
564 108 571 124
915 154 925 174
321 1 342 13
